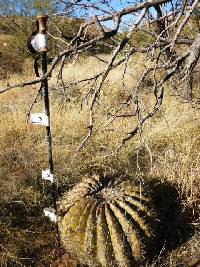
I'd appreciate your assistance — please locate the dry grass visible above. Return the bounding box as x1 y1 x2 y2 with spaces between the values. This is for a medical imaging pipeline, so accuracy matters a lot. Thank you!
0 55 200 266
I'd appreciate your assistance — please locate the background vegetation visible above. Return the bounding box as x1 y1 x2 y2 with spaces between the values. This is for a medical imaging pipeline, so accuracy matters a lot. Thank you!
0 1 200 266
1 54 200 266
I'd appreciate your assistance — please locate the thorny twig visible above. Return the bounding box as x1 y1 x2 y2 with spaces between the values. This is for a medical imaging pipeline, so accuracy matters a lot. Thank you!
78 5 148 150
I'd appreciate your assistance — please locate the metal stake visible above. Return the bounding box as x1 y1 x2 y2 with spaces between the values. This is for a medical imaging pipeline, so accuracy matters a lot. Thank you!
28 15 62 252
35 14 62 249
41 51 61 249
41 53 53 174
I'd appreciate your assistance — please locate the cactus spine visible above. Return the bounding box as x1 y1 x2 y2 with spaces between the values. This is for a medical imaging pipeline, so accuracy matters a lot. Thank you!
58 176 155 266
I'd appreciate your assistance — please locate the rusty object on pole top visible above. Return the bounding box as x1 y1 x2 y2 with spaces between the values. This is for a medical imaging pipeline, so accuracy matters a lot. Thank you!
37 15 48 33
35 15 48 53
27 15 48 55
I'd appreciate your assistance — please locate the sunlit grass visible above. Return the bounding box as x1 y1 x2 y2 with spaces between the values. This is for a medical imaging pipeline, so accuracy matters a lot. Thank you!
0 55 200 266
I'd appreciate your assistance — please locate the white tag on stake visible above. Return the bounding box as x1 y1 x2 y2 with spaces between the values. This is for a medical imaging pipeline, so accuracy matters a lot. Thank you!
42 170 54 183
30 113 49 126
44 208 57 223
31 33 47 53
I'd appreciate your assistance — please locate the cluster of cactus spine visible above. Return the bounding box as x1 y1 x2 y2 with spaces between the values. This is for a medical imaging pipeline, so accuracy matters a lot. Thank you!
58 175 155 267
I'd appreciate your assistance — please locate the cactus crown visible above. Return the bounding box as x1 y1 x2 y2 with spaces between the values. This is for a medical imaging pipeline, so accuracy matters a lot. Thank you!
58 175 155 267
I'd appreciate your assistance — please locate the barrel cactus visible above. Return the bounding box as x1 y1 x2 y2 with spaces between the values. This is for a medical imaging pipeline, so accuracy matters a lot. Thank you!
58 175 156 267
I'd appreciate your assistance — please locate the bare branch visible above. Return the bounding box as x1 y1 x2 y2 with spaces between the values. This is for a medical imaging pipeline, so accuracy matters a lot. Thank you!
2 0 200 155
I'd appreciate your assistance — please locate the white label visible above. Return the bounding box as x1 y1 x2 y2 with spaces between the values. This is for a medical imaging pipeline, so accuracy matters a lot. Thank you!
30 113 49 126
42 170 54 183
31 33 47 52
44 208 57 223
37 33 47 49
